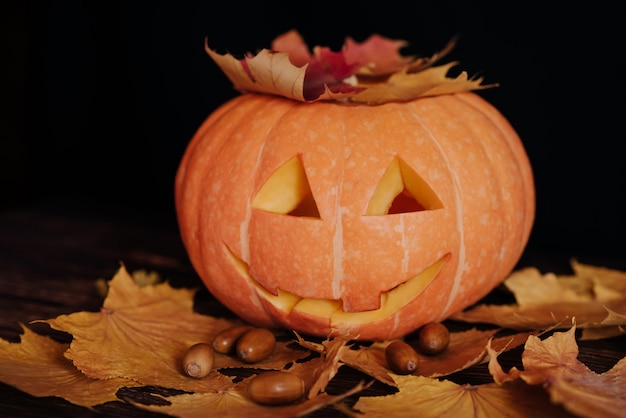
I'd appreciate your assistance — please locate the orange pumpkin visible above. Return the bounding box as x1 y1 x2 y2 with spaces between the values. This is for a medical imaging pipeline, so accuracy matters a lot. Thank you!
174 33 535 341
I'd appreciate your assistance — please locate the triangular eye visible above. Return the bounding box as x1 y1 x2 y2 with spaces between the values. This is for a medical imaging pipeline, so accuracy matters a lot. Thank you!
366 157 443 215
252 156 321 218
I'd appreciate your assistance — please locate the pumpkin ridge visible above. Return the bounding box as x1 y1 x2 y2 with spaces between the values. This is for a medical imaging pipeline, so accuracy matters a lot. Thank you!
240 95 301 265
449 93 533 283
400 99 467 314
176 95 255 278
421 93 533 314
175 96 247 251
448 93 517 271
455 92 535 249
435 94 509 313
332 103 349 302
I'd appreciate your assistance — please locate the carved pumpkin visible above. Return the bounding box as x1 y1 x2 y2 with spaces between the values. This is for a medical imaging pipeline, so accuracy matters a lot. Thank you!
175 32 535 341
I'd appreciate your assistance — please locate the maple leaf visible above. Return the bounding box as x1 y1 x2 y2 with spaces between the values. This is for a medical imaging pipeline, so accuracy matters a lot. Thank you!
128 374 368 418
338 328 531 385
504 267 594 306
4 261 623 416
488 325 626 418
342 33 414 76
350 374 573 417
308 334 354 398
0 324 141 408
412 328 500 378
338 341 396 387
270 29 312 67
96 268 165 298
571 260 626 303
350 62 487 105
291 331 364 397
38 264 307 393
207 47 309 102
206 30 493 104
269 30 364 100
450 262 626 339
415 328 532 378
214 338 312 371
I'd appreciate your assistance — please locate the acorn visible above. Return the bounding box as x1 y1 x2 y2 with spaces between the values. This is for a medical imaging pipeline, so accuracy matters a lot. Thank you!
182 342 215 378
417 322 450 355
236 327 276 363
212 325 253 354
385 340 420 374
248 371 305 405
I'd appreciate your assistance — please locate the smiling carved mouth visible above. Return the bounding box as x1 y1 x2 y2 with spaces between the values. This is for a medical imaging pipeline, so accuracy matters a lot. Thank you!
225 245 448 327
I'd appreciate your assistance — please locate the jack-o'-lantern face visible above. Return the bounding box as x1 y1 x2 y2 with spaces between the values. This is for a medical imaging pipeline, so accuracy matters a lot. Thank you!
227 154 448 336
175 93 535 341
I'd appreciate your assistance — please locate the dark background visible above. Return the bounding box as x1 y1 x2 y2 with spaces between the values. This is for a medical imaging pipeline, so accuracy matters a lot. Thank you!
2 1 625 262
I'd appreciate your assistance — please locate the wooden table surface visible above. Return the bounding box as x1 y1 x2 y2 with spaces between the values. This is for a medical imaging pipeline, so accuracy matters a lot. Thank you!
1 200 625 417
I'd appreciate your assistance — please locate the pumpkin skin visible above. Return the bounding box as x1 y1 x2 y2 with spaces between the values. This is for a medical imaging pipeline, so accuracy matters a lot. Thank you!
175 91 535 341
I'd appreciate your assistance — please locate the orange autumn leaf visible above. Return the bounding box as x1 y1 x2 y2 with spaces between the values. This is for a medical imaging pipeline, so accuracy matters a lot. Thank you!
350 374 574 417
129 374 368 418
569 261 626 339
412 328 500 378
0 324 141 408
38 264 305 393
342 33 414 76
206 30 493 104
350 62 487 104
207 47 309 102
3 261 622 416
504 265 594 306
488 325 626 418
338 341 396 387
450 262 626 339
95 267 165 297
415 329 532 378
291 331 364 397
339 328 531 384
570 260 626 303
341 329 497 386
307 334 354 398
215 339 312 371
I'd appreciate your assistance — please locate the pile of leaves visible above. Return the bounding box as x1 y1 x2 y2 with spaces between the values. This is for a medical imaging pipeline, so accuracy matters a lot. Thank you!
206 29 495 104
1 260 625 417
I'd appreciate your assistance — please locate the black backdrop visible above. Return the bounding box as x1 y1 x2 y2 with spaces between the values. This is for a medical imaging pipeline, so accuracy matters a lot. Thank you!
3 1 625 261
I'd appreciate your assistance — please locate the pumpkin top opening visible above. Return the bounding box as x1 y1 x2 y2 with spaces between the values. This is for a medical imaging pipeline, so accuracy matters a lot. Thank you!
205 30 497 105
